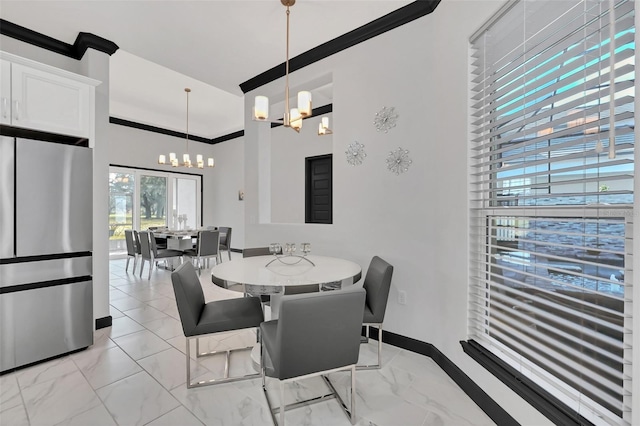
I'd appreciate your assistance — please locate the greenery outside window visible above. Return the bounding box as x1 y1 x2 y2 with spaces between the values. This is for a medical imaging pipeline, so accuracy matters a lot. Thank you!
109 167 201 255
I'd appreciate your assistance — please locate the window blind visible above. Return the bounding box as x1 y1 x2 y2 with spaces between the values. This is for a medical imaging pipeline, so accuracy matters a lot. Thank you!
468 1 634 424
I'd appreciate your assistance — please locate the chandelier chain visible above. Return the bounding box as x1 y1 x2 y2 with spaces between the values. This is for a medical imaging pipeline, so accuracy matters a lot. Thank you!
284 6 291 126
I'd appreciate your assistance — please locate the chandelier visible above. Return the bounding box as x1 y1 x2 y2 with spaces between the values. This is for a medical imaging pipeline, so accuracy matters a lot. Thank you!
158 88 215 169
253 0 332 135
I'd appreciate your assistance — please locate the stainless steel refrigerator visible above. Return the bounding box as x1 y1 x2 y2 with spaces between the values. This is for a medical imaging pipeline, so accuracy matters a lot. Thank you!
0 136 93 373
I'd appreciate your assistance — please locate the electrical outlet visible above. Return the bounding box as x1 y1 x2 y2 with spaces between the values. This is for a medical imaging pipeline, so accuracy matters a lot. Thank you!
398 290 407 305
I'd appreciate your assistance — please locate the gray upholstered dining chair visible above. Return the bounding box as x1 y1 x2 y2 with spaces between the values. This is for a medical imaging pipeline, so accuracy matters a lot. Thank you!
218 227 232 261
124 229 138 273
171 262 264 388
359 256 394 370
138 230 184 279
182 230 220 275
261 287 366 426
242 246 272 257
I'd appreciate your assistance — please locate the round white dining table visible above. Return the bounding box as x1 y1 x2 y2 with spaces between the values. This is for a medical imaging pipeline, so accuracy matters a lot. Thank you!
211 254 363 368
210 254 362 292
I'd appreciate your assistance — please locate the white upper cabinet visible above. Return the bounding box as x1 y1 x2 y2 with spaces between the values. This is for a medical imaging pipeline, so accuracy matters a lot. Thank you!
0 60 10 126
0 52 100 138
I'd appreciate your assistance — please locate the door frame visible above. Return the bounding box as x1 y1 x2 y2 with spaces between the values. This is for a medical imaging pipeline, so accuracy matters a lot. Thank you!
305 153 333 224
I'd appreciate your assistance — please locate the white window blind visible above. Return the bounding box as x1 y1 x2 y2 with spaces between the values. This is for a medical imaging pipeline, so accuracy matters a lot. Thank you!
469 1 634 424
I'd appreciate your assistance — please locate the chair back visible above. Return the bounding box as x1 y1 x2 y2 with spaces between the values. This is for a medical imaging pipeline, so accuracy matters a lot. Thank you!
243 247 272 257
363 256 394 323
148 231 160 256
133 230 142 255
219 227 232 247
171 262 206 337
284 284 319 295
197 230 220 257
138 231 153 260
273 287 365 380
124 230 136 256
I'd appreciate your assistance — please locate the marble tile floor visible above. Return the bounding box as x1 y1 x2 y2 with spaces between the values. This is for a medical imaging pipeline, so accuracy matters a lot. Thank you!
0 257 496 426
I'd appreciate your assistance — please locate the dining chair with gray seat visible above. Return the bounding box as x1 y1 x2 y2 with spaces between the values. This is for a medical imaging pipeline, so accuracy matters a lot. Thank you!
242 247 272 257
124 229 139 274
171 261 264 388
182 230 220 275
138 230 184 279
261 287 366 425
218 227 232 261
359 255 394 370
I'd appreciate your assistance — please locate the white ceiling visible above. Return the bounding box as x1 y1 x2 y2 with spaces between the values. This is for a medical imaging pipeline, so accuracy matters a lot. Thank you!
0 1 413 139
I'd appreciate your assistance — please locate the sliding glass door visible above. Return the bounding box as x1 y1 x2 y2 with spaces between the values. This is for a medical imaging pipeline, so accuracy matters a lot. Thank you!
109 167 201 255
140 174 167 230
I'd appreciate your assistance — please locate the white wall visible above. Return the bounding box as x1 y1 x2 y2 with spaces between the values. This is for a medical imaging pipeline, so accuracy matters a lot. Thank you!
80 49 111 328
241 0 550 423
206 137 246 248
108 123 246 248
271 113 332 224
107 122 245 234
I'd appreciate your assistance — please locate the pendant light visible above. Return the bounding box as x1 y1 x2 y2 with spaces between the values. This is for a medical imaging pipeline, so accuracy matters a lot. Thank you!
158 88 215 169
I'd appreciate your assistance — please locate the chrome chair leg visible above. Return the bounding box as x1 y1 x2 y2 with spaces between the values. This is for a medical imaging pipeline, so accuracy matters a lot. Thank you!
357 324 383 370
186 335 260 389
280 382 286 426
186 337 192 387
350 365 356 424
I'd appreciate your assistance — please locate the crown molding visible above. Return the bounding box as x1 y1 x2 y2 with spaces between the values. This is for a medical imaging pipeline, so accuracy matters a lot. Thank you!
73 32 119 58
110 103 332 144
210 130 244 145
109 117 211 143
0 19 118 60
239 0 441 94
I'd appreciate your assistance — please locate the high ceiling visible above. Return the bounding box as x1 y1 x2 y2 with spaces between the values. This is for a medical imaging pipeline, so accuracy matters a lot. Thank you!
0 1 413 139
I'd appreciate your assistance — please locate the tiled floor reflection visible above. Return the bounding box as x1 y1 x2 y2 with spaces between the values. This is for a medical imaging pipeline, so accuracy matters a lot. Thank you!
0 256 496 426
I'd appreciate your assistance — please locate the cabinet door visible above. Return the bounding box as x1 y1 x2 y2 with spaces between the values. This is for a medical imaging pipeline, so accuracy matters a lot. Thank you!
0 60 10 125
11 63 91 138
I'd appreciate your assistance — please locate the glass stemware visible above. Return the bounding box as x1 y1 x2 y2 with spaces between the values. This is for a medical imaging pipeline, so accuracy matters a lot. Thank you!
301 243 311 255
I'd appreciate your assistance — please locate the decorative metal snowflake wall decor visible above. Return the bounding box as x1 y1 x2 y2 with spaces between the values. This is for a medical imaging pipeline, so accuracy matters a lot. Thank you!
386 147 412 175
345 142 366 166
373 106 399 133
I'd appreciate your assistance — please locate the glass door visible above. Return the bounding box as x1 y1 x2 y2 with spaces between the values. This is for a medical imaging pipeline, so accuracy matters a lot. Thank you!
109 171 135 254
173 177 197 230
139 174 168 230
108 167 202 256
